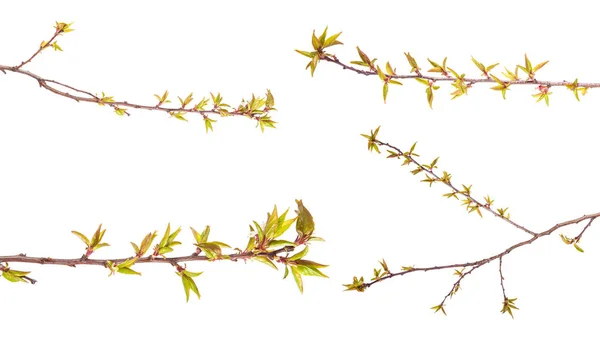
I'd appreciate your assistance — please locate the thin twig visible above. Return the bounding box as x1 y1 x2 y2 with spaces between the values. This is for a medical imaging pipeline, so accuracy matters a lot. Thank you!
440 264 483 307
14 28 61 69
573 217 596 241
499 256 507 299
376 139 536 236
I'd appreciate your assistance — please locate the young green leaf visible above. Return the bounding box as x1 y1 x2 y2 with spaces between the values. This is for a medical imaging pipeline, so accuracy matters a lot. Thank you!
180 272 201 302
295 200 315 243
273 208 297 239
404 52 421 74
295 264 328 278
254 256 278 270
431 304 447 316
323 31 343 48
383 82 389 104
204 117 216 133
291 266 303 293
289 246 309 261
71 230 90 246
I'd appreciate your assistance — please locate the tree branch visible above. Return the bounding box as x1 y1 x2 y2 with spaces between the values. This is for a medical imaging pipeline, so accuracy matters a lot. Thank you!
375 137 535 236
363 212 599 288
296 28 594 106
347 130 599 316
1 22 278 131
322 55 600 89
0 246 295 268
0 63 276 124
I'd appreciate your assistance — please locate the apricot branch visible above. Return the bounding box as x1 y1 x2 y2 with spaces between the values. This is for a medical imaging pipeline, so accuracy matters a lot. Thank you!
297 27 597 106
1 22 277 132
349 128 600 316
0 200 328 300
431 264 483 316
361 127 534 235
345 212 599 316
14 21 73 69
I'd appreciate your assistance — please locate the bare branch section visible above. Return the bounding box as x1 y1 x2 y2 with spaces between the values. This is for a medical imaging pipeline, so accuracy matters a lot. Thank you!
297 27 596 106
0 22 277 132
0 200 328 301
345 129 600 317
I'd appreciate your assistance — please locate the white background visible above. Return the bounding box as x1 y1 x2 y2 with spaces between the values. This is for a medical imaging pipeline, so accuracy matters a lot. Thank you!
1 0 599 340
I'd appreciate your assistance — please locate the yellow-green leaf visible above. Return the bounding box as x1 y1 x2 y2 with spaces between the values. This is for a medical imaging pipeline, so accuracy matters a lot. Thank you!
71 231 90 246
291 266 303 293
255 256 278 270
289 246 309 261
383 82 389 104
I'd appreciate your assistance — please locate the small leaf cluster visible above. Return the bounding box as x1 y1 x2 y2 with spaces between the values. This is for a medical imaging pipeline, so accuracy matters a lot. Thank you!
295 27 343 76
152 223 182 257
351 47 378 71
39 21 74 52
501 297 519 318
565 79 588 101
131 231 158 258
0 264 33 284
343 276 366 292
280 246 328 293
559 233 585 253
107 258 140 276
370 259 391 281
376 61 403 104
243 200 327 293
72 224 110 258
191 226 231 260
344 260 416 292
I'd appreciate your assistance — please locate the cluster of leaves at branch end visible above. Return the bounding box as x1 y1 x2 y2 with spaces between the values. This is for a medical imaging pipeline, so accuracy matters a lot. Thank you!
1 263 34 284
175 264 203 302
343 276 367 292
501 297 519 318
243 199 327 293
377 61 403 104
295 26 343 76
38 22 74 52
559 234 584 253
